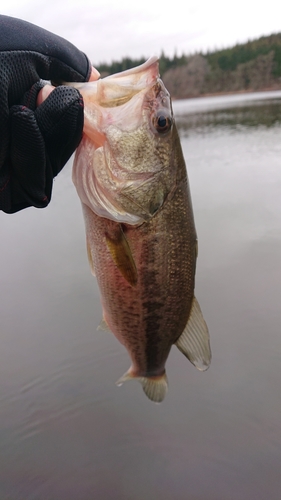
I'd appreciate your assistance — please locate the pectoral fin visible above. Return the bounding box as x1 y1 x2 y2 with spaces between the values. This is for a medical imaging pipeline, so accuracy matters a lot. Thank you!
105 225 138 286
86 237 95 276
175 296 211 371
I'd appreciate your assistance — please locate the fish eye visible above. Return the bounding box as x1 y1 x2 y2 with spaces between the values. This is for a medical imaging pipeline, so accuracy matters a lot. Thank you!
152 111 172 134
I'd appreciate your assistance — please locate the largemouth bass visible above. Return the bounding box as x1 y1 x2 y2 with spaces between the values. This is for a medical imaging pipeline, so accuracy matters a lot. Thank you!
72 57 211 402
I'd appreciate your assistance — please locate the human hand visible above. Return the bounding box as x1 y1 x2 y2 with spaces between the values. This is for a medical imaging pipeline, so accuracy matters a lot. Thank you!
0 15 100 214
36 67 100 105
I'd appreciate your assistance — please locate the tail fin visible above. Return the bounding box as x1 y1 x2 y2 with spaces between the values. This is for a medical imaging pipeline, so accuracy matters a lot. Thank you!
116 369 168 403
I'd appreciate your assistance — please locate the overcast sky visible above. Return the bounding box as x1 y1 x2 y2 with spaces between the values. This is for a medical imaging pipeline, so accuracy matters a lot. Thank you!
2 1 281 66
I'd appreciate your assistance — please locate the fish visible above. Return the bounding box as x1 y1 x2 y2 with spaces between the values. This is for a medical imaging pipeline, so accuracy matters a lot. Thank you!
71 57 211 403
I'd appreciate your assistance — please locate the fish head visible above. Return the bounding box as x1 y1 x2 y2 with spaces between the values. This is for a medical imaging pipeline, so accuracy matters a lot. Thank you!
72 58 180 225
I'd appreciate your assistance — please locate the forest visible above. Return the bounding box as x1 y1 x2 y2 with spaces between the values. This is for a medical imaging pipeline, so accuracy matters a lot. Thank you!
96 33 281 98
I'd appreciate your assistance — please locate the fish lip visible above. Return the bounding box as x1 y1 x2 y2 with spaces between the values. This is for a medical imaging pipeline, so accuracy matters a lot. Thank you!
105 56 159 80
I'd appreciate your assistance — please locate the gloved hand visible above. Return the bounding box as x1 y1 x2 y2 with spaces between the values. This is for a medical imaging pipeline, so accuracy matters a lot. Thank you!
0 15 100 213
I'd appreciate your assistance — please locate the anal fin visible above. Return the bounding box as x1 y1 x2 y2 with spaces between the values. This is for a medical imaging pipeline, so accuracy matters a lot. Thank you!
175 296 211 371
97 317 111 332
97 308 112 333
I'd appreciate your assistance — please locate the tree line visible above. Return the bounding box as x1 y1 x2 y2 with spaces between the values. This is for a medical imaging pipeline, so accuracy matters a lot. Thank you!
96 33 281 98
96 52 189 76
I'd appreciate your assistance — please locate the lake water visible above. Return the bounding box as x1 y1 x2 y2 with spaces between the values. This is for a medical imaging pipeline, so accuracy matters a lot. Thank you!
1 90 281 499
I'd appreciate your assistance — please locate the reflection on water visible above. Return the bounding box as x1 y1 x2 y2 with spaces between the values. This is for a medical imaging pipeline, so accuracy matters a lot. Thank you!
1 91 281 499
177 100 281 133
173 91 281 133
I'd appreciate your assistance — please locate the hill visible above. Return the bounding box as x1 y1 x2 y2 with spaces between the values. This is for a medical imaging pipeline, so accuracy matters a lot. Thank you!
96 34 281 98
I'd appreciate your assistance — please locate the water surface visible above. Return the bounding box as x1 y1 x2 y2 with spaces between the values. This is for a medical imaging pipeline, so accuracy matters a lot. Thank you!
1 90 281 499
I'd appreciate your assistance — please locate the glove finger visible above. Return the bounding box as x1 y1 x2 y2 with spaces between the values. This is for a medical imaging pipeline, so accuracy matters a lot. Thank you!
0 16 91 83
21 81 46 110
35 86 84 176
10 105 52 209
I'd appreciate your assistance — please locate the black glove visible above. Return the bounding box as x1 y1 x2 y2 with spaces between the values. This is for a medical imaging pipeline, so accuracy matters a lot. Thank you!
0 15 94 213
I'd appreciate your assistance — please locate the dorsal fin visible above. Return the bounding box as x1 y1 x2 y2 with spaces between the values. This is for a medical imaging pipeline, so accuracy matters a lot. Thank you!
175 296 211 371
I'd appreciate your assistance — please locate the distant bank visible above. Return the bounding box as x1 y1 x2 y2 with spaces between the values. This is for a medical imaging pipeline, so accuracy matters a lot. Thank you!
96 33 281 99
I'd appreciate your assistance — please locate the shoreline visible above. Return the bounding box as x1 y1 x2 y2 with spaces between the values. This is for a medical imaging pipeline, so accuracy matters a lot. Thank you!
171 85 281 100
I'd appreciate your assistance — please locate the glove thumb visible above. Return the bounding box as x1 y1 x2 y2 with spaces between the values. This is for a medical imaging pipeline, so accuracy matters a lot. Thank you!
35 85 84 176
